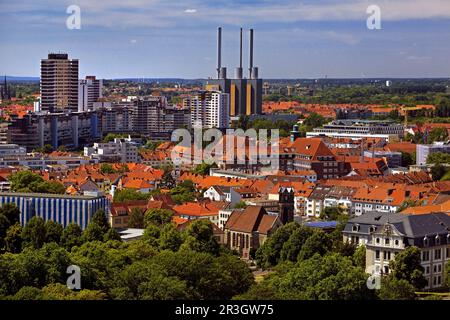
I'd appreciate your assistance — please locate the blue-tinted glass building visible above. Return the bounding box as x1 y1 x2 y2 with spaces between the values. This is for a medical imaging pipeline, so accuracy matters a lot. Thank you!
0 192 109 230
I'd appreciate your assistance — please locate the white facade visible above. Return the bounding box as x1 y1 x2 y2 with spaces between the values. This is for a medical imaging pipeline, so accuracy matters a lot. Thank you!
305 198 323 217
84 137 139 163
353 201 398 216
218 209 235 230
78 76 103 112
203 186 241 206
187 91 230 129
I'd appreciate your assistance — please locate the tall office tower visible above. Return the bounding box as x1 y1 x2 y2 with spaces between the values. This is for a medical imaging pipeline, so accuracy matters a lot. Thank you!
206 27 262 116
40 53 79 113
78 76 103 111
185 91 230 129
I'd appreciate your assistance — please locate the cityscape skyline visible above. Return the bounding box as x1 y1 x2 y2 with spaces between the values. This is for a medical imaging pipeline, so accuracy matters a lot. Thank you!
1 0 450 79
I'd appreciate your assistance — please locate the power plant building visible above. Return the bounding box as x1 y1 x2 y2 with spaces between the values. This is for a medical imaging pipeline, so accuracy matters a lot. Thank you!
206 27 262 116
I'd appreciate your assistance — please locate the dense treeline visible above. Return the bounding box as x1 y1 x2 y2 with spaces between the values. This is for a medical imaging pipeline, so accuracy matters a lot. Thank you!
264 84 450 111
241 222 446 300
0 205 253 300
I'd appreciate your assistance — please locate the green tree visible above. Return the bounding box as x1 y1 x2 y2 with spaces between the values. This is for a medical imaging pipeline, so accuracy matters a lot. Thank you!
169 180 196 204
103 228 122 242
261 253 375 300
233 201 247 209
297 230 333 261
100 163 116 174
113 188 150 202
256 222 299 268
298 230 333 261
279 226 314 262
428 127 448 143
191 161 217 176
44 220 63 244
82 223 106 242
389 246 427 290
110 261 191 300
400 151 415 167
303 112 327 128
42 144 53 154
0 203 20 225
128 208 145 228
159 223 183 251
144 208 173 227
426 152 450 165
0 213 11 249
8 171 65 194
180 219 220 256
60 223 83 250
378 275 416 300
91 209 109 233
319 206 344 221
444 261 450 289
352 245 366 269
21 216 46 249
142 224 161 246
4 223 23 253
430 164 448 181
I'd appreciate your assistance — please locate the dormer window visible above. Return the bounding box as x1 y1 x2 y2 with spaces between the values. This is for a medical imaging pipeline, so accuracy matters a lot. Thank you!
352 224 360 232
369 226 376 233
447 234 450 244
423 236 429 247
435 235 440 246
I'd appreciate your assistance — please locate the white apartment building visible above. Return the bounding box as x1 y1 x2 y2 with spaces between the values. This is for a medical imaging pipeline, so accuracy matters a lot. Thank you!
218 209 236 230
186 91 230 129
84 137 139 163
78 76 103 112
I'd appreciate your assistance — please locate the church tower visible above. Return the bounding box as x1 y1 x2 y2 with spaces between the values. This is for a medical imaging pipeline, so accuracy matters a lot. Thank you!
278 187 295 224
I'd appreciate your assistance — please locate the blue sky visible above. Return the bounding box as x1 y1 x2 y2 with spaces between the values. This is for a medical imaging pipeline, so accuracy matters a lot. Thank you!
1 0 450 79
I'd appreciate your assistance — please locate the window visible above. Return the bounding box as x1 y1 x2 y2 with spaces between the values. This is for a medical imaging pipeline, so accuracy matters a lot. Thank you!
383 251 391 260
376 238 380 244
422 250 430 262
434 249 442 260
394 239 399 246
352 224 360 232
425 266 430 275
375 250 380 260
383 266 389 274
385 238 390 245
435 235 441 246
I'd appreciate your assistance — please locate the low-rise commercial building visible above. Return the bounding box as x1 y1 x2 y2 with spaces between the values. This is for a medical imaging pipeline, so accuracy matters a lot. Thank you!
84 137 139 163
0 191 109 230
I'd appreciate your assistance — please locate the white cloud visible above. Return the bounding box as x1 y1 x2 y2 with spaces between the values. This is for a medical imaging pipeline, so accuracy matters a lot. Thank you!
2 0 450 29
